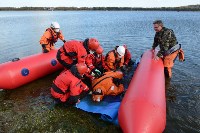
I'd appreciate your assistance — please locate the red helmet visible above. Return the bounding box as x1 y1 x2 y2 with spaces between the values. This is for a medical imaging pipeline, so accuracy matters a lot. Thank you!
96 46 104 54
76 63 88 75
88 38 100 51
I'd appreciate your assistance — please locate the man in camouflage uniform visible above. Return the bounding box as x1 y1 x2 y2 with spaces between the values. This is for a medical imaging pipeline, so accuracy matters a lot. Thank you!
152 20 178 78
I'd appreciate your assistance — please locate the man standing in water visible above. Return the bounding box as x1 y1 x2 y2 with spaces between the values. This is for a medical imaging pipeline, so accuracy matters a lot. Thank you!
152 20 184 78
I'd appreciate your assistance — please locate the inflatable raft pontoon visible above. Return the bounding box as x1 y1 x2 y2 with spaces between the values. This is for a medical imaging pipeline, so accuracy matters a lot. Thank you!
0 50 63 89
118 50 166 133
0 49 166 132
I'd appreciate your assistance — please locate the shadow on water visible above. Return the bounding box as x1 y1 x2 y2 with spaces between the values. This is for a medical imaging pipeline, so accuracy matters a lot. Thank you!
0 70 122 133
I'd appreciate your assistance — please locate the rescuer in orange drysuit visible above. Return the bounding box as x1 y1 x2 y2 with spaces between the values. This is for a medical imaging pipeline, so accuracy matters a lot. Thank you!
114 44 134 72
103 46 125 72
115 45 132 66
85 46 105 79
92 71 124 102
40 22 66 53
57 38 100 69
50 63 89 105
56 38 101 72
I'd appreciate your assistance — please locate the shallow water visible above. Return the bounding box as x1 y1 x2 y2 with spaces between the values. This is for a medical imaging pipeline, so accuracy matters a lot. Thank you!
0 11 200 132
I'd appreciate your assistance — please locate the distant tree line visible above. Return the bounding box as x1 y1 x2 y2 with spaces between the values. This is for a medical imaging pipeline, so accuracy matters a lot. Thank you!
0 5 200 11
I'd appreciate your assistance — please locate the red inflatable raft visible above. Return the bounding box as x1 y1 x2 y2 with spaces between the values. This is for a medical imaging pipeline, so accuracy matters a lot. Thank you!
118 50 166 133
0 50 63 90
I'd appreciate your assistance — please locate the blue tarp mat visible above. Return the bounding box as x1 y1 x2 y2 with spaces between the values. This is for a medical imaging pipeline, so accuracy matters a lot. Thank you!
75 58 140 125
76 94 121 125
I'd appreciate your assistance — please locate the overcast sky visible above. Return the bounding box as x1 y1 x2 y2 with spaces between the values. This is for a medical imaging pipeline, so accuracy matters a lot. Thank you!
0 0 200 8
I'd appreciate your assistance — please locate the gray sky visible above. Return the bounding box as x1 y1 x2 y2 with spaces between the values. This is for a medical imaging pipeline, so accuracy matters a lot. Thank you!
0 0 200 8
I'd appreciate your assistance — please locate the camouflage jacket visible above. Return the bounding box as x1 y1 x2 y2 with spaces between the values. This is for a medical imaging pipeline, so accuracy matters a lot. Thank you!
152 27 177 57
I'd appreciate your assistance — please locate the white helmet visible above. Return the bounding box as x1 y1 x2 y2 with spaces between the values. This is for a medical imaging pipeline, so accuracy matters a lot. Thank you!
117 46 125 58
50 22 60 32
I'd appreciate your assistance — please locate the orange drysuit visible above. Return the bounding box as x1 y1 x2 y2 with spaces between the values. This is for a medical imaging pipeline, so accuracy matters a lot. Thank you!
115 45 132 66
92 71 124 102
163 48 185 78
40 28 65 52
123 45 132 66
104 50 124 72
85 53 105 71
50 68 89 105
57 40 88 69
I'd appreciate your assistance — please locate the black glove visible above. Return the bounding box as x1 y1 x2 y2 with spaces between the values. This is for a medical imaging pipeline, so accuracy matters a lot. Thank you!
63 40 66 43
42 44 47 49
67 96 80 105
43 48 49 53
42 44 49 53
91 68 101 78
113 78 122 87
120 65 127 72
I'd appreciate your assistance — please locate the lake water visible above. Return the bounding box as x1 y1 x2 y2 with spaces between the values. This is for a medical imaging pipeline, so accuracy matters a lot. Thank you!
0 11 200 133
